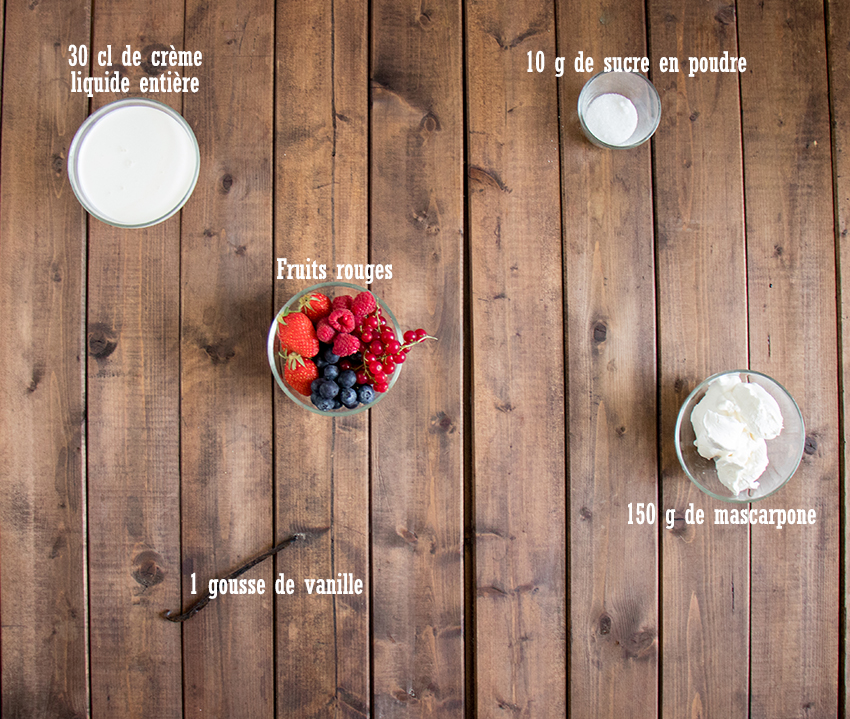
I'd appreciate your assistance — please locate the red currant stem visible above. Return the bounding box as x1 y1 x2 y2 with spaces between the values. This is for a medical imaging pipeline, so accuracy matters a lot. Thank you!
400 335 437 351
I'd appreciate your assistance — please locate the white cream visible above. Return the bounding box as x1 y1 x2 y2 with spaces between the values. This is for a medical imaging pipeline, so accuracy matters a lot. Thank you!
583 92 639 146
76 104 198 226
690 374 783 495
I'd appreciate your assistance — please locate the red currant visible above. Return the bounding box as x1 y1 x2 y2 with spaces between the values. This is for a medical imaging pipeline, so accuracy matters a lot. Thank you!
360 329 374 344
368 360 382 375
382 361 396 374
375 381 389 393
385 339 401 354
366 316 379 329
340 360 351 370
403 330 417 343
363 351 375 363
356 370 369 385
415 328 427 340
393 353 406 364
369 340 384 356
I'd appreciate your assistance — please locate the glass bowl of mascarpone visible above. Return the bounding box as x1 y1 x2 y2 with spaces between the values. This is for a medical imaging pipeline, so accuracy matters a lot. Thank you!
675 370 805 502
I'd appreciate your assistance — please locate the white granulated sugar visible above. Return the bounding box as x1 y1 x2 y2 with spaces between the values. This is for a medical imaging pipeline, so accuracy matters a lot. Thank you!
584 92 639 146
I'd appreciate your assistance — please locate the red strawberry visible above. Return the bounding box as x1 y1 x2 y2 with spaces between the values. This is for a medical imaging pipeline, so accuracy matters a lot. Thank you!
277 310 319 357
331 295 353 311
299 292 332 322
283 353 318 396
352 291 377 321
328 308 355 333
316 317 336 343
333 333 360 357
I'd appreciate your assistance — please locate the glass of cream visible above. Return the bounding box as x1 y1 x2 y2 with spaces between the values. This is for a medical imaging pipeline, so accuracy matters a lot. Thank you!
577 71 661 149
68 97 200 228
675 370 805 502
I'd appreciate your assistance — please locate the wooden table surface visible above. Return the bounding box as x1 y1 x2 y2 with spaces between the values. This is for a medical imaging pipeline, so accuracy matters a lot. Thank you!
1 0 847 716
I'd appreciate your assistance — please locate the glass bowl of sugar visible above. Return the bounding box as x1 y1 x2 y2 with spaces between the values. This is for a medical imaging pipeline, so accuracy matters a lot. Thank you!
578 71 661 149
68 97 200 228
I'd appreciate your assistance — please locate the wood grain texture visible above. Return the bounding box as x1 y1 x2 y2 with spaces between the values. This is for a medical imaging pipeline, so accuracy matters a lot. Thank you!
738 1 840 715
648 2 750 718
467 1 566 714
827 0 850 709
0 2 90 716
370 0 465 713
558 1 658 716
179 1 274 715
85 3 184 716
274 1 371 716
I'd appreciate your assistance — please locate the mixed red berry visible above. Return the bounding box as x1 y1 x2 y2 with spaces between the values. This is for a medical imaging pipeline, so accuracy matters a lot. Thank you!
277 289 435 412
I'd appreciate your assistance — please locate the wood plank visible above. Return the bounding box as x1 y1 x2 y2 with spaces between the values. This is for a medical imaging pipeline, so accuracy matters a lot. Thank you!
558 1 658 715
738 1 840 715
274 1 371 716
466 1 566 714
85 3 185 716
648 2 751 718
827 0 850 709
179 1 274 715
0 2 90 715
370 0 465 713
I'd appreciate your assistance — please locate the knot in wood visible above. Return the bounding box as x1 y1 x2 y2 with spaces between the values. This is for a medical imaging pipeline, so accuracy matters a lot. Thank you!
87 324 117 360
140 43 169 76
714 5 735 25
203 342 235 365
625 630 656 657
592 321 607 343
804 435 818 455
132 550 165 589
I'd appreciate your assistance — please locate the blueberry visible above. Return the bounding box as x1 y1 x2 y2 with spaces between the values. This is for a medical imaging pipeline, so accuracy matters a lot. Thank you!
323 364 340 381
350 353 363 365
339 387 358 408
319 380 339 399
310 378 324 394
338 369 357 388
315 357 328 369
357 384 375 404
310 393 322 407
332 399 343 409
314 396 335 412
323 348 340 364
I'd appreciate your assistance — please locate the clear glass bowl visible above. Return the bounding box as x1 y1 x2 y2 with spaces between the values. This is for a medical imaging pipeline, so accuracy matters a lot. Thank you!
675 370 805 502
268 282 402 416
577 71 661 149
67 97 200 229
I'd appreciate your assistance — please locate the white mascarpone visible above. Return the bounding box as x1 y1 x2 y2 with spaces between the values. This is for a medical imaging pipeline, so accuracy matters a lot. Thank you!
690 374 783 495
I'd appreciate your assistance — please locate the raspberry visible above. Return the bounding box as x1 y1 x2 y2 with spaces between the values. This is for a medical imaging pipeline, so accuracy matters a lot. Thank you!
352 291 377 321
316 317 336 343
331 295 353 311
328 308 355 333
333 332 361 357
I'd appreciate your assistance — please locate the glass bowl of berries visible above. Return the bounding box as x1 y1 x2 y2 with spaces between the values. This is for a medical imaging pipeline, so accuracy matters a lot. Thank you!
268 282 434 415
